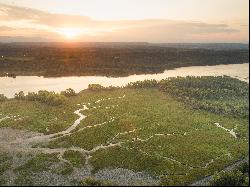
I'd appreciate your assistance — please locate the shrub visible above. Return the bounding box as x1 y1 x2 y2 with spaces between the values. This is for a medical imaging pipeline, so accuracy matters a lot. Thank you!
62 150 85 167
243 176 249 186
61 88 77 97
79 177 115 186
127 79 158 89
26 92 37 101
88 84 105 91
238 162 249 174
159 175 179 186
105 86 119 91
79 177 102 186
56 163 74 175
14 91 25 100
0 94 7 102
32 90 65 106
210 170 245 186
48 94 66 106
15 90 66 106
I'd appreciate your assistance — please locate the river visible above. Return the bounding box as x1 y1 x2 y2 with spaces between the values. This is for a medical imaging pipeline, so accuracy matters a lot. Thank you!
0 63 248 98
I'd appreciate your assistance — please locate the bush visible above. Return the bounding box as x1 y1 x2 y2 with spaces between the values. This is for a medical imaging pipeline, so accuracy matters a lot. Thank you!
210 170 246 186
46 94 66 106
127 79 158 89
32 90 66 106
56 163 73 175
14 90 66 106
159 175 180 186
36 91 66 106
79 177 102 186
62 150 85 167
88 84 105 91
26 92 37 101
14 91 25 100
243 176 249 186
238 162 249 174
79 177 115 186
61 88 77 97
105 86 119 91
0 94 7 102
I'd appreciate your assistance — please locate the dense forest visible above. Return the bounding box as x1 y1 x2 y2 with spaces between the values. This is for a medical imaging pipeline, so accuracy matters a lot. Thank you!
127 76 249 119
0 43 248 77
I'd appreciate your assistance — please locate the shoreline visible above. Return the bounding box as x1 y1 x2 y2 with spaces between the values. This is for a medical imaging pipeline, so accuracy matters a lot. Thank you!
0 63 249 98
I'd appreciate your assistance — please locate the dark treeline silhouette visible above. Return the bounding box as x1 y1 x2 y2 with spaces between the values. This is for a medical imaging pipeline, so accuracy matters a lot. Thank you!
0 43 248 77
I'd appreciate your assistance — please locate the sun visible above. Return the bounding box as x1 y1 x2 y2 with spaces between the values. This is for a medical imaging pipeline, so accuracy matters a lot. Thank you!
58 28 82 39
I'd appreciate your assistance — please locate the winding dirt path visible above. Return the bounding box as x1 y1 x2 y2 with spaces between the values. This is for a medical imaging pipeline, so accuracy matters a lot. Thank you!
0 93 248 186
214 123 237 139
0 95 127 167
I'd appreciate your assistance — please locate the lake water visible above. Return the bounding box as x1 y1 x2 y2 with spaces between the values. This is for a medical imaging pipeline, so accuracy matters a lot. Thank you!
0 63 249 98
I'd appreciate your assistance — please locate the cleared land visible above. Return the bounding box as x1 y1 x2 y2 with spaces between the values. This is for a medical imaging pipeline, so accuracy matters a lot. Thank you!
0 76 249 186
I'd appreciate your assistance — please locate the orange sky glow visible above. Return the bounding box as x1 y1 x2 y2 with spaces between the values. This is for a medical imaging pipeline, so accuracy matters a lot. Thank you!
0 0 248 43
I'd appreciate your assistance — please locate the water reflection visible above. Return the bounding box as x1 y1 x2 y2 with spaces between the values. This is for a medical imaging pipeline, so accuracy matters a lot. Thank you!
0 63 248 98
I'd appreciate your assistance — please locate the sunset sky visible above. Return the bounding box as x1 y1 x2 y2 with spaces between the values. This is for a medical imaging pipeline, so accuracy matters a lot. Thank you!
0 0 249 43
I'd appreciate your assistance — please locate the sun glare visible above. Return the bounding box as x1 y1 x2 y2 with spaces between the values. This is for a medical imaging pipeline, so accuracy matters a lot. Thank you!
58 28 82 39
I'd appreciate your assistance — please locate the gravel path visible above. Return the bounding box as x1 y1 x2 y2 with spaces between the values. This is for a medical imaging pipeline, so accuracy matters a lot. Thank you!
0 95 159 186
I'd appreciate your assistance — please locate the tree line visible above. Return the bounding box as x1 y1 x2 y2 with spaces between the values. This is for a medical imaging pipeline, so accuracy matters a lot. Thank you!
1 76 248 118
12 88 77 106
0 44 248 77
126 76 249 118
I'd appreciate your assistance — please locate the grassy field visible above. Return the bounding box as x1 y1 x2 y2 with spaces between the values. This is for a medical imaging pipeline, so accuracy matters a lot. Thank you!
0 76 248 186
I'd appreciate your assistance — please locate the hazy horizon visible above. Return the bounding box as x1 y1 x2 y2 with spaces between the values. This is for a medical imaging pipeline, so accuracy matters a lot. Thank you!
0 41 249 44
0 0 249 43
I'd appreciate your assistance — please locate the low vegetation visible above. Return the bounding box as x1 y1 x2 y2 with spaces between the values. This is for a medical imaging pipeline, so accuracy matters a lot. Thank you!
62 150 86 167
79 177 115 186
210 162 249 186
0 76 248 186
0 94 7 102
15 90 66 106
0 153 12 185
61 88 77 97
88 84 119 91
128 76 249 118
15 153 59 174
14 153 59 186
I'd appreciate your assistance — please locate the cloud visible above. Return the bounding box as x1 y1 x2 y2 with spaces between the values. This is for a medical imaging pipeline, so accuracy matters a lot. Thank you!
0 26 14 31
175 22 239 34
0 3 95 27
0 3 246 43
0 36 50 42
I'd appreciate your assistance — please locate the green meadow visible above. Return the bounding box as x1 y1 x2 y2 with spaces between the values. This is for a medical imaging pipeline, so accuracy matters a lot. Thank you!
0 76 248 186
